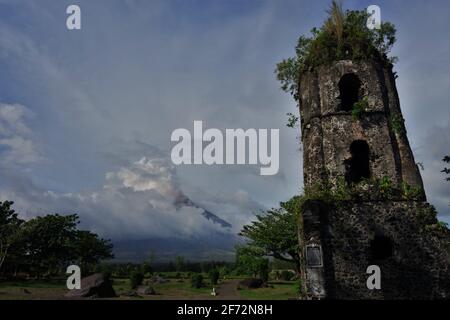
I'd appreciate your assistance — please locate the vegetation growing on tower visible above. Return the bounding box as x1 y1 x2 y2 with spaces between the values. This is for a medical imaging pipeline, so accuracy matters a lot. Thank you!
442 155 450 181
276 1 397 100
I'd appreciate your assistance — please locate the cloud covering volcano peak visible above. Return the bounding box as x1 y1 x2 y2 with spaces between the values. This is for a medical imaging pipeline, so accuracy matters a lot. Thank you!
0 155 260 242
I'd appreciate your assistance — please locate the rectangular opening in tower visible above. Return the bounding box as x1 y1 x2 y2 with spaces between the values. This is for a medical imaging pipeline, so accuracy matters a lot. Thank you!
338 73 361 111
345 140 371 184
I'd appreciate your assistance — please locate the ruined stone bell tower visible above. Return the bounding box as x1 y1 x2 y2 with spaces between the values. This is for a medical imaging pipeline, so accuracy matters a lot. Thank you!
298 59 449 299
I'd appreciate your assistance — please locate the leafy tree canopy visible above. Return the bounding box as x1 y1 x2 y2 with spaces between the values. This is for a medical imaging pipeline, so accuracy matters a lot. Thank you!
239 196 301 274
0 201 24 269
0 202 113 276
276 1 397 100
235 246 270 279
73 229 114 270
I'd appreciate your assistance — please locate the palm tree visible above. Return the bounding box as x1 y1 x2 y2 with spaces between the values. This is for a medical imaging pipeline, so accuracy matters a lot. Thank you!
325 0 345 58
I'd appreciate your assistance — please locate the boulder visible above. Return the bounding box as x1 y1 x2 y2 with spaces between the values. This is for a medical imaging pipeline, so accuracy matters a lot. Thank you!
64 273 116 299
238 278 265 289
121 290 139 297
136 285 155 295
22 288 32 294
150 275 168 284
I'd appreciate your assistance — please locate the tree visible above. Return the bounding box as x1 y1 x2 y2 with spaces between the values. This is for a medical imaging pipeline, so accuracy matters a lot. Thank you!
1 201 114 277
72 230 113 272
0 201 24 271
190 273 204 289
235 246 270 280
19 214 80 277
13 212 113 277
239 196 301 274
442 155 450 181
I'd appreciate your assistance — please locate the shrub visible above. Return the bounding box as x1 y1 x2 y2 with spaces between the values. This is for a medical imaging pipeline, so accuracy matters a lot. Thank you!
280 270 295 281
378 176 393 199
401 182 422 200
129 271 144 289
389 113 405 136
190 273 204 289
276 2 397 101
259 260 270 283
351 97 368 120
276 1 397 129
286 112 299 128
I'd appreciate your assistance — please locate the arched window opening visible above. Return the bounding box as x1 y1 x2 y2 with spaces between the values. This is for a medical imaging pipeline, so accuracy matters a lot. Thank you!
338 73 361 111
369 235 393 260
345 140 370 184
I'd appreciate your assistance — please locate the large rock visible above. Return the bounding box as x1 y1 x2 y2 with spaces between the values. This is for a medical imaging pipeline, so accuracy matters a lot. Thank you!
64 273 116 298
136 285 155 295
150 275 168 284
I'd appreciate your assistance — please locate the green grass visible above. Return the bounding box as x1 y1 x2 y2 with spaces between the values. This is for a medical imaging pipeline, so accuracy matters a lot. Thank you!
0 277 215 300
0 279 67 300
113 278 213 299
237 281 298 300
0 277 298 300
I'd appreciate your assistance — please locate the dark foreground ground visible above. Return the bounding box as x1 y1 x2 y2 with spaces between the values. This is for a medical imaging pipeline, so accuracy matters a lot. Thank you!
0 278 298 300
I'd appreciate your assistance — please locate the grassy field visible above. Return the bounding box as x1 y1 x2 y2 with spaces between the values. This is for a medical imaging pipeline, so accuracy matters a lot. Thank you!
0 279 67 300
112 278 213 299
0 277 298 300
237 281 298 300
0 277 220 300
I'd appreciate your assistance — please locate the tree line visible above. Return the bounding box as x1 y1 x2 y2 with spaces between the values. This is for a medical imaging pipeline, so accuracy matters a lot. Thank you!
0 201 113 278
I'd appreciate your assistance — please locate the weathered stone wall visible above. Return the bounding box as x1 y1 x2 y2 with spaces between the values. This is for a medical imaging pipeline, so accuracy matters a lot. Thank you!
301 200 450 299
302 117 327 187
321 113 398 188
316 60 385 115
299 59 424 196
298 58 447 300
382 66 425 191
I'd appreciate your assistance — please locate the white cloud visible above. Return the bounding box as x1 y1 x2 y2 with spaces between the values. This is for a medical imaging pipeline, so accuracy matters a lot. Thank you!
0 156 261 240
0 0 448 237
0 103 41 165
417 125 450 222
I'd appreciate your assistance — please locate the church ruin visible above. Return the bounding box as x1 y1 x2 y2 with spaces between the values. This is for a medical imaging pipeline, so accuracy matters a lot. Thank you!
298 58 450 299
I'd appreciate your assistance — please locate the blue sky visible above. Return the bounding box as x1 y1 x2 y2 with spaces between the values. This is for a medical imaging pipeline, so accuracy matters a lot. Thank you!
0 0 448 241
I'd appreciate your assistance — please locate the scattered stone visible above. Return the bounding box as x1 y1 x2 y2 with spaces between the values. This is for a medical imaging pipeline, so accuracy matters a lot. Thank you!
121 290 139 297
150 275 168 284
136 285 155 295
64 273 116 299
22 288 31 294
